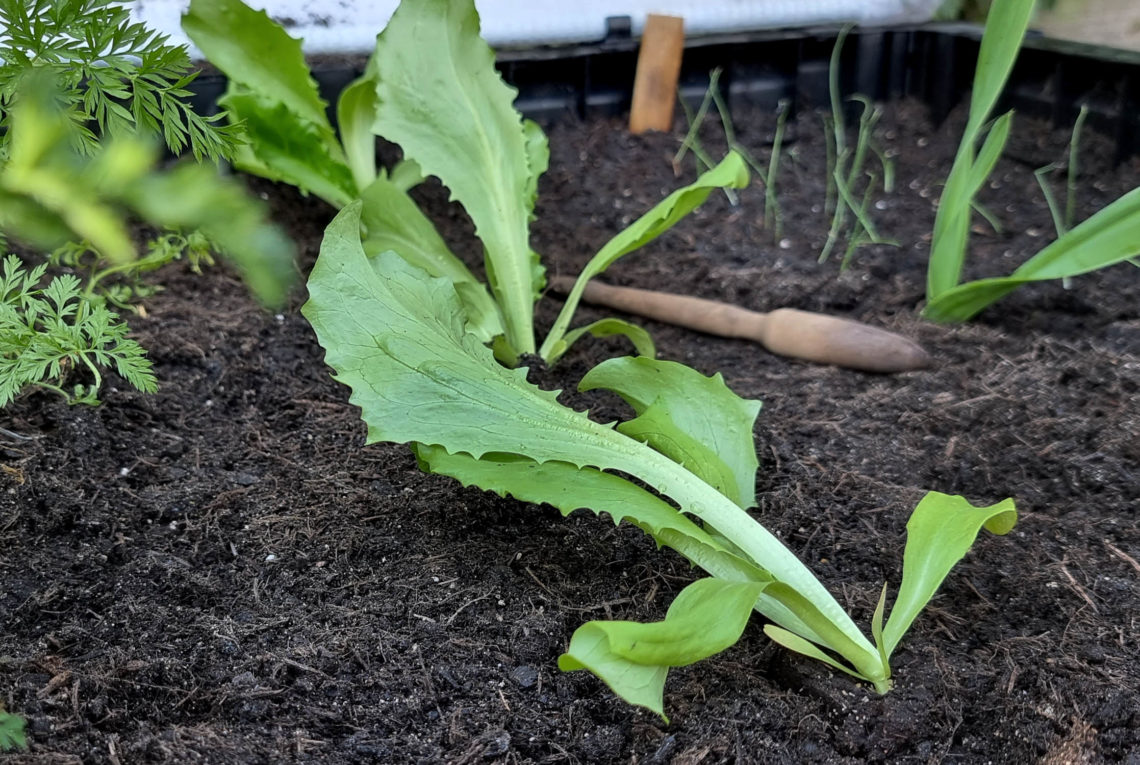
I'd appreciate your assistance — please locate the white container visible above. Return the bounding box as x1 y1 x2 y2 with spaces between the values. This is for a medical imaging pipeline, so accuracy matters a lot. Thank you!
132 0 944 56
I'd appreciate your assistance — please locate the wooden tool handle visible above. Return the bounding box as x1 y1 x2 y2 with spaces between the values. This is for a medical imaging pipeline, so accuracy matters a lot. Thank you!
550 276 931 373
755 308 931 373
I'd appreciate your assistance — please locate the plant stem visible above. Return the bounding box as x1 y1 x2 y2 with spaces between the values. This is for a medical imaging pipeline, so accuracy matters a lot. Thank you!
622 434 885 684
674 68 720 172
1064 104 1089 233
1034 162 1065 238
764 99 789 239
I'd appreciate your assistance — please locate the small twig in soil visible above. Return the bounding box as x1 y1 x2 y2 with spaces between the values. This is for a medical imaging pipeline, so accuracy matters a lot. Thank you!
1104 541 1140 575
1058 560 1098 612
0 426 37 441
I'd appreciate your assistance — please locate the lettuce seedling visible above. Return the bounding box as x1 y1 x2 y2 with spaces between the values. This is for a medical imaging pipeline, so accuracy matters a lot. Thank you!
185 0 748 364
198 0 1019 716
305 201 1017 719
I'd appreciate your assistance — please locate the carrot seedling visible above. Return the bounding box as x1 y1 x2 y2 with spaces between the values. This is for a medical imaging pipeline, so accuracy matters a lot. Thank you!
0 709 26 752
0 75 295 406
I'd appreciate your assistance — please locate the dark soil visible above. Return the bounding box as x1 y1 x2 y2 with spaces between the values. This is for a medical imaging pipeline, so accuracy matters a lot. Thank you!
2 97 1138 764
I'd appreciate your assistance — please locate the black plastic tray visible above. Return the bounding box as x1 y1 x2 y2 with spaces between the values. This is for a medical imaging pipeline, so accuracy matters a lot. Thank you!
192 23 1140 162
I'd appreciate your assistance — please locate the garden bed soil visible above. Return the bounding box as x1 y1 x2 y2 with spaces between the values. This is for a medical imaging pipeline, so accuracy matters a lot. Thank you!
2 99 1138 764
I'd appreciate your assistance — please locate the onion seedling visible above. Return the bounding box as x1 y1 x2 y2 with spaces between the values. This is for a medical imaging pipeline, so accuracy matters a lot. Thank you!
924 0 1140 321
819 26 896 267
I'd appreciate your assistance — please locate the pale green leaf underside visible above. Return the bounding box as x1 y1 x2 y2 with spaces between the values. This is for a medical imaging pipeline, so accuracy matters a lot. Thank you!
372 0 542 354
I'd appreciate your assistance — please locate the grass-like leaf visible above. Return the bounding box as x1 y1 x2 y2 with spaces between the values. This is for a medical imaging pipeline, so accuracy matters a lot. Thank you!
924 185 1140 321
926 0 1034 301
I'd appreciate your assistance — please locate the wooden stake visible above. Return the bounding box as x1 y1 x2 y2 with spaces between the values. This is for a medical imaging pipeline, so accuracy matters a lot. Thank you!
629 14 685 134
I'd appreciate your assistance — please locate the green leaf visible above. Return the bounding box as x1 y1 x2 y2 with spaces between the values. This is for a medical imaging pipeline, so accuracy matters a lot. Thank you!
545 317 656 365
220 91 355 209
337 65 380 191
924 185 1140 321
358 175 502 342
1 72 294 308
182 0 332 129
882 492 1017 657
559 625 670 720
522 118 549 221
763 624 868 681
387 159 425 192
0 256 156 406
372 0 542 356
926 0 1034 300
559 578 767 720
0 76 139 264
965 113 1014 200
539 152 750 360
413 446 772 587
961 0 1036 142
1 0 237 160
0 711 27 752
183 0 355 204
580 356 761 509
124 163 296 308
870 582 890 673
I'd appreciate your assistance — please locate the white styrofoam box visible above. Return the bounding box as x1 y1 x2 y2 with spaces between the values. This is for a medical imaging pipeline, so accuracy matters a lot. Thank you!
131 0 944 57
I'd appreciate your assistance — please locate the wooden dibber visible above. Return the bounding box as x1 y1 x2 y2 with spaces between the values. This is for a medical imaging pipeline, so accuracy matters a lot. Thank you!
629 14 685 134
550 277 932 373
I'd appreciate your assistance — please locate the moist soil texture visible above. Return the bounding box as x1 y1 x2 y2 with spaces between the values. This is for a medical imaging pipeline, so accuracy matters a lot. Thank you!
2 98 1138 764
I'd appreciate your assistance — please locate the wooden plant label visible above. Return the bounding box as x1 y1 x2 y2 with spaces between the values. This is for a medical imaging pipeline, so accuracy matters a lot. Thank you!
629 14 685 134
